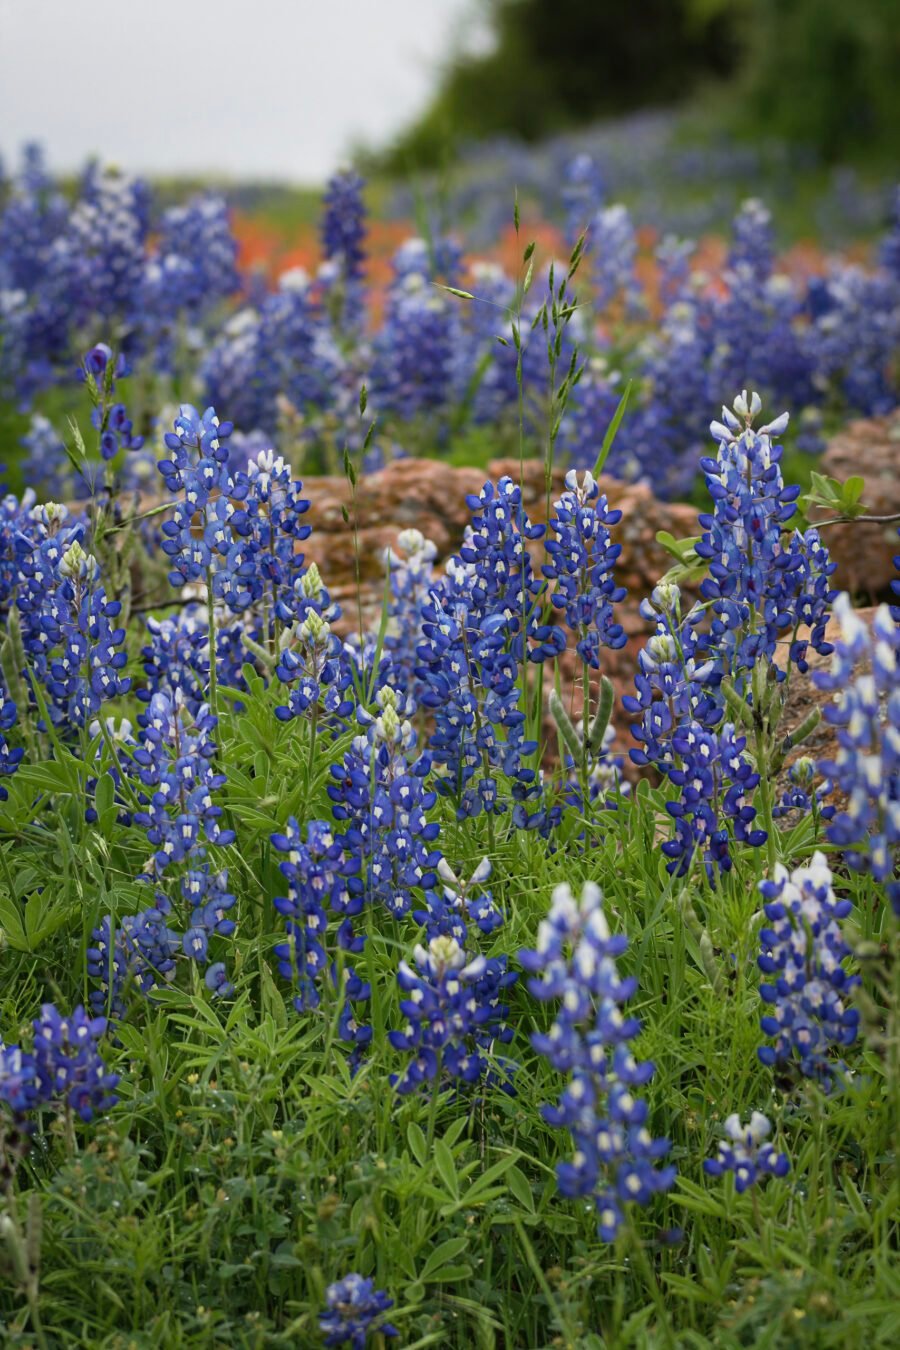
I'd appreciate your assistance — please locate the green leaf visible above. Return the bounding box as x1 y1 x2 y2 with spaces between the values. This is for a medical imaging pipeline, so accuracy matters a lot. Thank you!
506 1165 535 1213
433 1138 459 1201
420 1236 470 1280
592 381 631 479
423 1262 472 1283
407 1121 427 1167
0 890 28 950
656 530 701 563
463 1152 520 1205
259 960 287 1030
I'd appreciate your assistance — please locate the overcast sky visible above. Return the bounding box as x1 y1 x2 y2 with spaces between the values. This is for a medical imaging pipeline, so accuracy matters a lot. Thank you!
0 0 482 183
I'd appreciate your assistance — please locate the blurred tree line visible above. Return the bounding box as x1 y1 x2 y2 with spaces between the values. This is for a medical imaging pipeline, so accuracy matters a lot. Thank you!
382 0 900 170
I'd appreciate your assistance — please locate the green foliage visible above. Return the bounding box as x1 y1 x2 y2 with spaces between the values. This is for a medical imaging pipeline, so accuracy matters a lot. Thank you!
0 653 897 1345
382 0 738 173
381 0 899 173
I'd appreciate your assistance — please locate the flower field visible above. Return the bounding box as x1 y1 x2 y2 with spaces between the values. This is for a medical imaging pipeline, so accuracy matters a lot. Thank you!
0 144 898 1348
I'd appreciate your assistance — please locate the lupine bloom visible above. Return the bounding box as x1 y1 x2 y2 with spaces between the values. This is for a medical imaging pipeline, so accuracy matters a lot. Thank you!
662 720 766 878
520 882 675 1241
625 393 836 878
15 516 131 728
318 1273 397 1348
562 153 605 242
20 413 70 496
329 686 440 917
383 528 438 700
698 391 835 686
270 818 370 1055
757 852 859 1087
130 690 235 873
389 933 516 1095
275 578 353 723
416 477 558 820
32 1004 119 1123
319 169 367 331
587 203 643 314
543 469 626 669
87 907 181 1018
704 1112 790 1192
0 699 23 799
0 1041 41 1124
158 403 246 591
79 343 144 466
369 242 463 425
813 597 900 914
772 756 835 823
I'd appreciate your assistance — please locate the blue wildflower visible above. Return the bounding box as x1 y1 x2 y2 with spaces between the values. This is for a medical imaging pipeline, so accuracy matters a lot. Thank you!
520 882 675 1240
319 1273 397 1349
703 1111 789 1192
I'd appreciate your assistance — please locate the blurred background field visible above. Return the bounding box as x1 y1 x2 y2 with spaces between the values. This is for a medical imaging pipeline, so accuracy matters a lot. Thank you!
1 0 898 501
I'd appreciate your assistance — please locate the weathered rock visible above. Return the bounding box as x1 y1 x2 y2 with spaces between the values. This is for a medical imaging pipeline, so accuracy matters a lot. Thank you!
816 412 900 599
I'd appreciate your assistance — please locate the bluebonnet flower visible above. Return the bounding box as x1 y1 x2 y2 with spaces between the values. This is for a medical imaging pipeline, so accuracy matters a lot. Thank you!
329 686 440 918
655 234 695 307
0 698 23 799
543 468 626 669
369 242 462 426
203 268 344 439
805 263 900 417
158 403 246 591
698 392 834 686
0 1041 40 1125
624 583 719 772
627 393 836 878
142 194 238 370
15 520 131 728
86 907 180 1018
130 690 235 873
139 606 214 714
813 597 900 913
275 589 354 724
20 413 70 496
662 721 765 878
520 882 675 1240
880 185 900 281
205 963 235 998
562 154 605 242
383 528 438 699
319 169 367 331
389 933 516 1096
757 851 859 1088
32 1004 119 1122
433 856 504 935
225 447 313 621
703 1112 789 1192
319 1273 397 1348
78 343 144 466
772 756 835 823
587 203 643 315
462 260 519 426
416 477 556 821
320 171 367 283
270 818 369 1055
727 199 775 283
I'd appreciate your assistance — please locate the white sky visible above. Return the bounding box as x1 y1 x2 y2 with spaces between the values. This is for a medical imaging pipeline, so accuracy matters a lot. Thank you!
0 0 483 183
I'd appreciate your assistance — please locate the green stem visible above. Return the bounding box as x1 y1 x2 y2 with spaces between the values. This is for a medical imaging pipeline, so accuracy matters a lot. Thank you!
628 1222 675 1349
